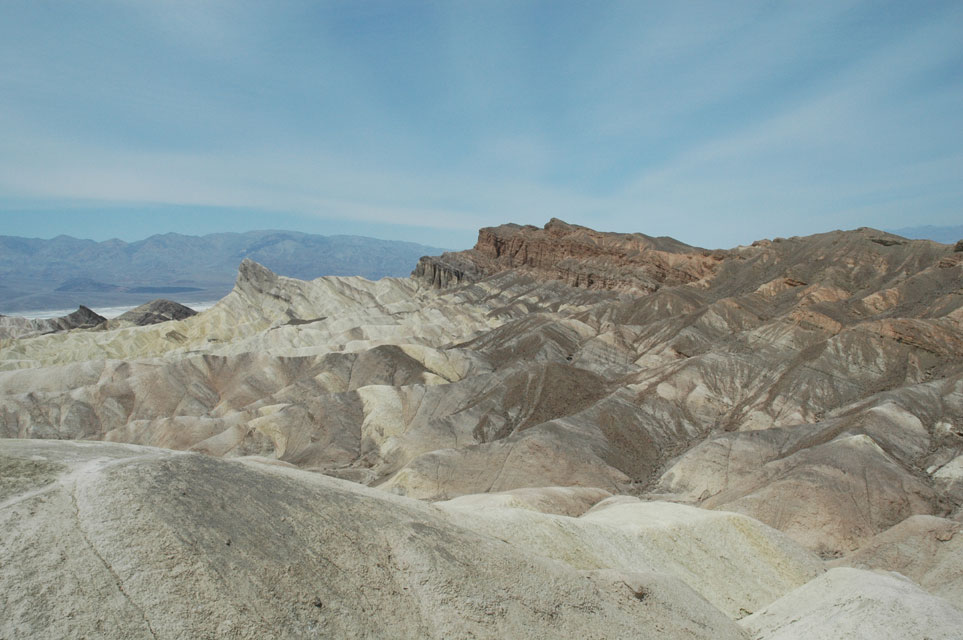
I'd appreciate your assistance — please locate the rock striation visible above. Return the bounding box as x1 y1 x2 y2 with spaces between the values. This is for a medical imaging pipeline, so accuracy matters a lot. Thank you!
110 299 197 327
0 305 106 340
1 220 963 636
414 218 723 292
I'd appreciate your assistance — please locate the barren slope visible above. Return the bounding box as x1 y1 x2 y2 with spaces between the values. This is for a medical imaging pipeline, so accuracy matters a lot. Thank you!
2 439 757 639
2 219 962 563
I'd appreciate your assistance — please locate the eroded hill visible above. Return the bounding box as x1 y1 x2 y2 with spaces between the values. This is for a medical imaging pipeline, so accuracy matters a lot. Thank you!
2 219 963 637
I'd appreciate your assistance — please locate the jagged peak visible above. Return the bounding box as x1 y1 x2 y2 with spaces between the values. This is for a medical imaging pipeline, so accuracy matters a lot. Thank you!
236 258 279 289
67 305 107 324
114 299 197 327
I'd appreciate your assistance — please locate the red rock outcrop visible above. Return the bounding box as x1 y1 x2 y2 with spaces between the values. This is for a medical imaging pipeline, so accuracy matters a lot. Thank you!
415 218 725 292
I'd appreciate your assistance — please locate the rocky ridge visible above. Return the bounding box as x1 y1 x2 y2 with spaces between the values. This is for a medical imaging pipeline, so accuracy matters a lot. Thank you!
0 305 106 340
414 217 723 292
109 299 197 328
2 219 963 637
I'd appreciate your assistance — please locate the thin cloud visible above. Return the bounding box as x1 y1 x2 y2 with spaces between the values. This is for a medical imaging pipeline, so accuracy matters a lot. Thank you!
0 1 960 247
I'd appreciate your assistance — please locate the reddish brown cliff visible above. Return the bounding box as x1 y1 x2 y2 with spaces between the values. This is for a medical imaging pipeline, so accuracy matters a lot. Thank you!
414 218 725 292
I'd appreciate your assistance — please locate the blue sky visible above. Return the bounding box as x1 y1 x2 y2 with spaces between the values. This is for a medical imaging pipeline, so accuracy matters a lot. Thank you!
1 1 960 250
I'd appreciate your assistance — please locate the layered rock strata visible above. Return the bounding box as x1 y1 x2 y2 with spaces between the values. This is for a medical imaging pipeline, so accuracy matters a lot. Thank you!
414 218 724 292
1 222 962 565
110 299 197 327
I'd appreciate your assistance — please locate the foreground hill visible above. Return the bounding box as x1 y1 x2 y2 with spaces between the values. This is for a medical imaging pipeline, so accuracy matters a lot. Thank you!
9 439 963 639
0 439 790 639
1 219 962 636
0 230 448 312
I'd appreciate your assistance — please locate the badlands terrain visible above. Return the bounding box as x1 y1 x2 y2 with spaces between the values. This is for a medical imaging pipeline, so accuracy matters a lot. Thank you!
0 230 445 312
2 218 963 638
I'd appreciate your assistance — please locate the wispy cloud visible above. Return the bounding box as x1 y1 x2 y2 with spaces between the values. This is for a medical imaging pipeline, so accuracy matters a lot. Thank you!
0 1 960 247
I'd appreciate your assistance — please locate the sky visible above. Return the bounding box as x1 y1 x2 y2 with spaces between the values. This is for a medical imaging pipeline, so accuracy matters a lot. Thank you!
1 1 960 250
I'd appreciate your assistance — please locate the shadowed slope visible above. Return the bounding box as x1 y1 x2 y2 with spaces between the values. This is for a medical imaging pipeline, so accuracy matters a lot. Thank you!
1 221 962 558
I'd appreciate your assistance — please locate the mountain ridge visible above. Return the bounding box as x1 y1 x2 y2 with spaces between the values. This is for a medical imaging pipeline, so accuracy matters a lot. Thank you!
0 229 450 313
2 219 963 637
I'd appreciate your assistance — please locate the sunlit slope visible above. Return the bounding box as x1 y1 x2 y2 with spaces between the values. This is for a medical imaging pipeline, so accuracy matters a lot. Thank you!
1 439 751 640
2 222 962 562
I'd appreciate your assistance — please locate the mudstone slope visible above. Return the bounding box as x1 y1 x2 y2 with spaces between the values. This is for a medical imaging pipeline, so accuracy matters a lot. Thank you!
2 219 963 637
0 305 106 340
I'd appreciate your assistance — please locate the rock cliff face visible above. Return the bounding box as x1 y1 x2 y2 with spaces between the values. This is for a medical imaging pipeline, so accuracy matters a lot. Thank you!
414 218 724 292
2 220 963 638
411 252 481 288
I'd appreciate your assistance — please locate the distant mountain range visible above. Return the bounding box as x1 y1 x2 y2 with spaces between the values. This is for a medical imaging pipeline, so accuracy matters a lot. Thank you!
0 230 449 313
887 224 963 244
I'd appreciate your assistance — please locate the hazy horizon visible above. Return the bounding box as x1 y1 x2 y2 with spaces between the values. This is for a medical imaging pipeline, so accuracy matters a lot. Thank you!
2 1 961 249
0 222 456 250
2 219 960 254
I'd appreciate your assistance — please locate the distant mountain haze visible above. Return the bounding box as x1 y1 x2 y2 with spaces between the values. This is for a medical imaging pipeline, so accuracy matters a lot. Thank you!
887 225 963 244
0 230 449 313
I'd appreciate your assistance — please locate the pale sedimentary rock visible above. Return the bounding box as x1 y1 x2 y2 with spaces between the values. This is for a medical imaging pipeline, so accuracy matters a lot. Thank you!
1 439 751 640
740 567 963 640
1 221 961 562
